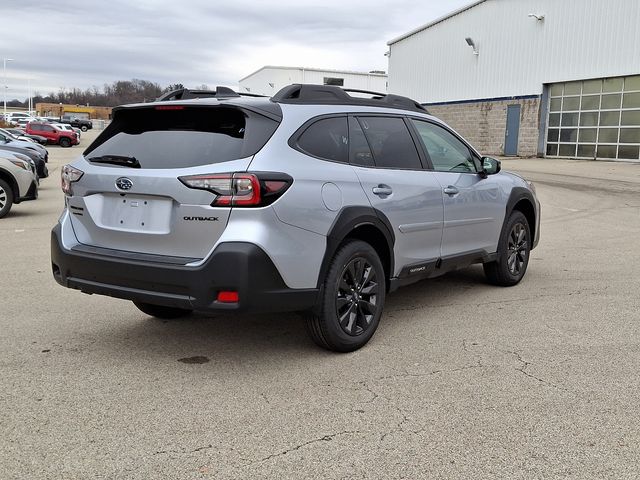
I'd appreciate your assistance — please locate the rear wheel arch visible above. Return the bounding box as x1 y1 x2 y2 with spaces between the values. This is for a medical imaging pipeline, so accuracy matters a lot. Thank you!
317 206 395 291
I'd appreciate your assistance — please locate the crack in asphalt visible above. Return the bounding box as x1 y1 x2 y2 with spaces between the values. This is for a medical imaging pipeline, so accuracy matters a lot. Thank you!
502 349 569 392
152 444 213 456
376 362 485 382
252 430 361 465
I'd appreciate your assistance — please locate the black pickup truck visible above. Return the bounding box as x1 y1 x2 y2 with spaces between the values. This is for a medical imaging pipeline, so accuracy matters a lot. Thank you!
61 117 93 132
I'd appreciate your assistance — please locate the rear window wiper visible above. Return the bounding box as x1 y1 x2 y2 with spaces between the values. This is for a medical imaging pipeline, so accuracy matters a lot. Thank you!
87 155 141 168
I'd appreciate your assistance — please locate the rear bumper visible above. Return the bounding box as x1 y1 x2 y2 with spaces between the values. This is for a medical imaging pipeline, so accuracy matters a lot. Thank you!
51 224 318 313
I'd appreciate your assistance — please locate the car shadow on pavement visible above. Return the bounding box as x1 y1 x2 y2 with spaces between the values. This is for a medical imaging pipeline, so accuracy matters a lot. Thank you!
84 266 493 367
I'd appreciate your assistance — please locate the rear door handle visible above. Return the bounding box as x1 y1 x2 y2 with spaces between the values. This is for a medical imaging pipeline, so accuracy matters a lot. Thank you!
443 186 459 195
372 185 393 197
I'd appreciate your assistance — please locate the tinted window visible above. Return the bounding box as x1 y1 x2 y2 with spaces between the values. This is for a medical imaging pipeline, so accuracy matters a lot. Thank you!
297 117 348 162
357 117 422 169
348 117 374 167
85 106 279 169
411 120 476 173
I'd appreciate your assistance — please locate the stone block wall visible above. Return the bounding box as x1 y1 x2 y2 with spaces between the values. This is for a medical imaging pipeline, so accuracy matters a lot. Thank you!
426 97 542 157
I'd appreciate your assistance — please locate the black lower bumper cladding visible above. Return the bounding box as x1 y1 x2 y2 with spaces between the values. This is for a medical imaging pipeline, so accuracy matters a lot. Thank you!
51 224 318 313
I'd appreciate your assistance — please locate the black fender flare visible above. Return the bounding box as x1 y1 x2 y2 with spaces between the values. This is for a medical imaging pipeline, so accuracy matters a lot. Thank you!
503 187 537 246
316 206 395 289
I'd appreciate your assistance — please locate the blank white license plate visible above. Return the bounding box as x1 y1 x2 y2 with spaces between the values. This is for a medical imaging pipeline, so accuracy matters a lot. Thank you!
99 194 172 234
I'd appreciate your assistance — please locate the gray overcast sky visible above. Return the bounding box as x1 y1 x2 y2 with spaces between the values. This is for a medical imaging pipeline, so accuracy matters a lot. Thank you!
2 0 471 101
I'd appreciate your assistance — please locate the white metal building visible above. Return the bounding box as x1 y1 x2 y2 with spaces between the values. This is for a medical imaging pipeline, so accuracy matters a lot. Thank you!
387 0 640 161
239 66 388 97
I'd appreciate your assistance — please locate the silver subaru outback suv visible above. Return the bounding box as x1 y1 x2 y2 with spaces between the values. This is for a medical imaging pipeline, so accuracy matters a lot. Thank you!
52 84 540 352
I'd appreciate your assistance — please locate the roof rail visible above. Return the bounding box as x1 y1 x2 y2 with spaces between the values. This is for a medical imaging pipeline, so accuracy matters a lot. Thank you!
271 84 428 114
155 87 268 102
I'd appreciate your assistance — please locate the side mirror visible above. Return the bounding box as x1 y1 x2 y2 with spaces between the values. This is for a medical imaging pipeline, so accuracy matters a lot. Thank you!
481 156 501 175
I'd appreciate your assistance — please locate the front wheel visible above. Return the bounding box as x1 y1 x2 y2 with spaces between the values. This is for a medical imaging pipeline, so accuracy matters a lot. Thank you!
484 211 531 286
133 302 193 319
81 125 88 132
0 179 14 218
306 240 385 352
59 137 71 148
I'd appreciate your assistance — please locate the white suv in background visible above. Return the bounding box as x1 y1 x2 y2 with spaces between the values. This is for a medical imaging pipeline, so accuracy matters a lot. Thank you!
0 151 38 218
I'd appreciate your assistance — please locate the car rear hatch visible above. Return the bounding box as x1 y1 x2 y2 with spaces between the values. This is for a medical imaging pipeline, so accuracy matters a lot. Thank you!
66 102 281 260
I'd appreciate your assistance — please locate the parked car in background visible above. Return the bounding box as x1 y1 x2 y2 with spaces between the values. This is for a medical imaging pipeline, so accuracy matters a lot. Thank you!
0 150 38 218
4 112 36 125
61 116 93 132
3 128 48 145
26 122 78 148
13 118 35 128
51 123 81 141
0 131 49 178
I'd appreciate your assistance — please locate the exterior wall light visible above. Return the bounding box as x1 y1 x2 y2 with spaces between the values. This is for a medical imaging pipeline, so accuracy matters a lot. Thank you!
465 37 479 55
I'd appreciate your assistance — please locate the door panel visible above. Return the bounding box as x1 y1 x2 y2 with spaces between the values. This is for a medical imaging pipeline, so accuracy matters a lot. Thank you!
505 105 521 156
354 167 443 271
431 172 502 256
350 116 443 273
410 118 503 257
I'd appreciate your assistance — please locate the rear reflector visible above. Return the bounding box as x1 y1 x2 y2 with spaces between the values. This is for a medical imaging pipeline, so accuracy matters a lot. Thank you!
217 291 239 303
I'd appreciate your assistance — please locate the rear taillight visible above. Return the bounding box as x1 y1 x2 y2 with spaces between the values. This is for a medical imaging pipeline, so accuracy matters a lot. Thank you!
61 164 84 195
178 172 292 207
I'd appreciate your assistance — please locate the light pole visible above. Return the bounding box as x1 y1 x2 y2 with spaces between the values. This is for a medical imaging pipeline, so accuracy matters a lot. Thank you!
3 58 14 120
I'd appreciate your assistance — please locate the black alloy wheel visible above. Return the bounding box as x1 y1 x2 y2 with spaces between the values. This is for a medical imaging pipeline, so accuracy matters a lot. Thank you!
484 210 531 286
59 137 71 148
336 256 380 336
507 222 528 276
307 240 385 352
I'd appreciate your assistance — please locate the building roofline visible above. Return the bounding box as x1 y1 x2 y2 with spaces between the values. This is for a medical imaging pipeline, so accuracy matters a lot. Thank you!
387 0 487 46
239 65 387 83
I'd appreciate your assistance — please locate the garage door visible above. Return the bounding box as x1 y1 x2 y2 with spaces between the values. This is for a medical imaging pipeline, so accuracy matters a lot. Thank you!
545 75 640 161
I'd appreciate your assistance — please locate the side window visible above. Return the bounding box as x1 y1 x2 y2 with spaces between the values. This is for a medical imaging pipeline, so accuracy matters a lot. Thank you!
42 125 55 132
411 119 477 173
348 117 374 167
358 116 422 169
297 117 348 162
31 124 42 132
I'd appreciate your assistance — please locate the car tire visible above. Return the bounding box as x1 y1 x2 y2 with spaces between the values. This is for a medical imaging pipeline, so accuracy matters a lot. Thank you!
59 137 71 148
0 179 14 218
133 301 193 319
306 240 386 352
81 126 88 132
484 210 531 286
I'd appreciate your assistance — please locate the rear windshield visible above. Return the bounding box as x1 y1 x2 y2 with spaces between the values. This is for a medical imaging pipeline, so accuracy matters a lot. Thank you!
84 106 280 169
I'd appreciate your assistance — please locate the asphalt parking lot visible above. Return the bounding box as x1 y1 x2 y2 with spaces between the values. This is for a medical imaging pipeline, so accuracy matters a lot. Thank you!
2 132 640 479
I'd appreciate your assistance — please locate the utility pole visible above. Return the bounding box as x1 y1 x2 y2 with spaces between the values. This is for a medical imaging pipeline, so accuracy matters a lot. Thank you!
3 58 14 120
28 78 32 115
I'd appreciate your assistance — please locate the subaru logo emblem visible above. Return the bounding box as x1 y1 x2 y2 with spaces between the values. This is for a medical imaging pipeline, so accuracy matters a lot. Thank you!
115 177 133 190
